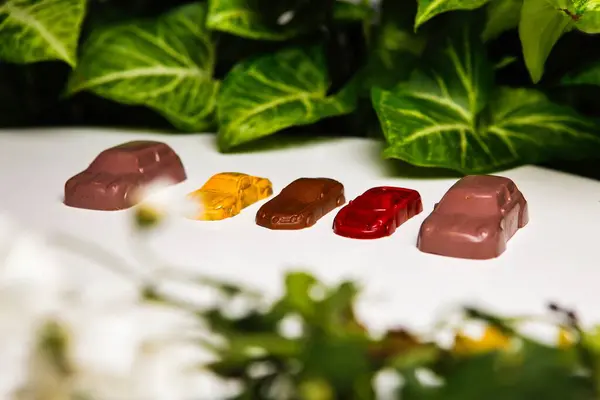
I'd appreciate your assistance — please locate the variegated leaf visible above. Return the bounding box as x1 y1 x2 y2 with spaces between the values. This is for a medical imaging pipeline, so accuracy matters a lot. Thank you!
372 21 600 173
67 3 219 132
217 46 358 151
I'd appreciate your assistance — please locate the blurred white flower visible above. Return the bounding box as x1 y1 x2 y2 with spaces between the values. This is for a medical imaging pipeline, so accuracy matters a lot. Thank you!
373 369 403 400
0 212 237 400
62 300 236 400
0 215 64 317
133 178 201 227
0 214 67 398
278 314 303 339
51 263 238 399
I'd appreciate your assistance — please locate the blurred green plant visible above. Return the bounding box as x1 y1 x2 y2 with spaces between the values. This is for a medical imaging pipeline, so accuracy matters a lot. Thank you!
1 0 600 173
144 267 600 399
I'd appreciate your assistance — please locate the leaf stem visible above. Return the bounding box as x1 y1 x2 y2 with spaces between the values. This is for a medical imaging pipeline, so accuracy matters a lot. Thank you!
559 8 582 21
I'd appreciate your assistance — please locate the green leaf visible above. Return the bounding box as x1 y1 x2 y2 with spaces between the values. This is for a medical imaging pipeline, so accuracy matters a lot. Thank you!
575 0 600 34
362 0 426 92
333 1 374 22
372 23 494 172
482 0 523 41
301 335 372 394
217 46 358 151
400 370 439 400
206 0 365 41
405 341 595 400
389 344 441 370
562 61 600 86
547 0 571 9
226 333 302 358
376 84 600 173
206 0 297 40
518 0 573 83
283 272 319 319
203 308 255 335
576 12 600 32
415 0 491 30
494 56 518 70
66 3 219 132
583 326 600 354
298 379 336 400
319 282 359 331
0 0 86 66
582 325 600 385
372 22 600 173
207 357 253 378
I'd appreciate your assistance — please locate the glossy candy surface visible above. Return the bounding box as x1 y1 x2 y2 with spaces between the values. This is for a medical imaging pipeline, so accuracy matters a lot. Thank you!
417 175 529 260
188 173 272 220
333 186 423 239
64 141 186 211
256 177 345 230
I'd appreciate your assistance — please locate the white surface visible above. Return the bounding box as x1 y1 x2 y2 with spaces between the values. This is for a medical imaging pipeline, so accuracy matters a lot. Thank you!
1 128 600 333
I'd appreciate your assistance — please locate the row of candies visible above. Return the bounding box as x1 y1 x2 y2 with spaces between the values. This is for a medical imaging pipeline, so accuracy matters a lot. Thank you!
63 141 529 260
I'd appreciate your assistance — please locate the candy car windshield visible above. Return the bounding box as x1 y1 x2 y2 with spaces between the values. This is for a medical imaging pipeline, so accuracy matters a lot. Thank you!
353 192 404 210
352 196 386 210
202 177 239 193
437 192 500 216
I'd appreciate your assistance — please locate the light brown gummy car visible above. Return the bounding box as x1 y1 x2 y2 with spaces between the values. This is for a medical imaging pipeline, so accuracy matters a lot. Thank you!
417 175 529 260
256 177 345 230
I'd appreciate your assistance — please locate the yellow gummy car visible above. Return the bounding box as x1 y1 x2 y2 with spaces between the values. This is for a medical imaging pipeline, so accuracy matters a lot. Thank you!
187 172 273 220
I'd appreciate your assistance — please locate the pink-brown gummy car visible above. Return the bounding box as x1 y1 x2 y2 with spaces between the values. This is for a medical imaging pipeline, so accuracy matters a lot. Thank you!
64 141 186 211
417 175 529 260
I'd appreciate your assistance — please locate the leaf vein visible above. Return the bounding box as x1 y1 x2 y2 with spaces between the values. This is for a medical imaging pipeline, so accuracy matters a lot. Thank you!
224 92 322 132
2 1 72 64
402 123 472 144
70 66 205 93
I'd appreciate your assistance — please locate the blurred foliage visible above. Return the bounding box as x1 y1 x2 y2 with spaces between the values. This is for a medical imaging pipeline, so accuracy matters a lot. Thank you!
147 270 600 399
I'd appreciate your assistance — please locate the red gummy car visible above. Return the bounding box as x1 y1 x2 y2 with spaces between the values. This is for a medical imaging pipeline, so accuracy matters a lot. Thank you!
333 186 423 239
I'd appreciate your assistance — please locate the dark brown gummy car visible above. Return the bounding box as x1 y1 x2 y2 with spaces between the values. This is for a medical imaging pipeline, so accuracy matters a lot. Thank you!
417 175 529 260
64 141 186 211
256 177 345 229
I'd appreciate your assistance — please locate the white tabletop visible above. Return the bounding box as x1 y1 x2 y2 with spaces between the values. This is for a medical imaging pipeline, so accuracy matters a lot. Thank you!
1 128 599 333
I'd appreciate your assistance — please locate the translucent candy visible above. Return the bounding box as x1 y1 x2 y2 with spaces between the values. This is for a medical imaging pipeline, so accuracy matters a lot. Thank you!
187 173 273 221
